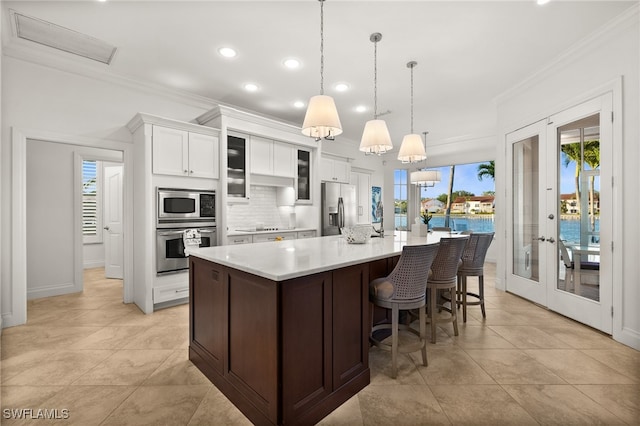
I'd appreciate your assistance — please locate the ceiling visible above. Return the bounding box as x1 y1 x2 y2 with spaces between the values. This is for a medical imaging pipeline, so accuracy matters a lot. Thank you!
2 0 635 150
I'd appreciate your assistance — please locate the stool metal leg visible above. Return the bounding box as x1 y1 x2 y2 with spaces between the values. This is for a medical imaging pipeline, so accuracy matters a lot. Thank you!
429 286 437 343
479 275 486 318
391 304 399 378
419 305 427 366
462 276 468 323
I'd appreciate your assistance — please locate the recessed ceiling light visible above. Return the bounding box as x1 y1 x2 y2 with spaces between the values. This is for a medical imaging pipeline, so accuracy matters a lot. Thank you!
283 58 301 69
334 83 349 92
294 101 305 108
356 105 367 113
218 47 237 58
537 0 550 5
244 83 259 92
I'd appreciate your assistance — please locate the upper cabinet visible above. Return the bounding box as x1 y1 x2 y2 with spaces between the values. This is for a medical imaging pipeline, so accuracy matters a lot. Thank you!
152 125 219 179
228 133 250 201
296 149 312 203
320 157 351 183
250 137 295 178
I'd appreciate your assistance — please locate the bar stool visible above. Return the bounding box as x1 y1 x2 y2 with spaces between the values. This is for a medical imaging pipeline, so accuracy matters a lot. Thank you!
456 232 494 322
426 236 469 343
369 244 439 378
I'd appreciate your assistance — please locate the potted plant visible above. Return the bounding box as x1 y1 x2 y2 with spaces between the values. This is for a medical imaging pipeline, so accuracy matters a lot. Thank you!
421 211 433 230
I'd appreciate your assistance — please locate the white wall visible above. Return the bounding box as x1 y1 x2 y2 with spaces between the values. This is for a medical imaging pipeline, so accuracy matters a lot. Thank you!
495 6 639 349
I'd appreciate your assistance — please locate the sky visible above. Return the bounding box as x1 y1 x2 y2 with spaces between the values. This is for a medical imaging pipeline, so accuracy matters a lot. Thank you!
394 157 598 200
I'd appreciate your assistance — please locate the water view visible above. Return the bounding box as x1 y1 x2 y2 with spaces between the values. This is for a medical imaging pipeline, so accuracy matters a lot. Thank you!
395 214 599 243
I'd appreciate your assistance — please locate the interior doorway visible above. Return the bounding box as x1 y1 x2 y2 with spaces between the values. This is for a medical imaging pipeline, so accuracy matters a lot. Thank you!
81 159 124 286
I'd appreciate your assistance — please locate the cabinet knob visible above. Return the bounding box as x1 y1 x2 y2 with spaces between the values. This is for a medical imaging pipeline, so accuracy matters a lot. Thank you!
184 170 188 174
190 170 194 174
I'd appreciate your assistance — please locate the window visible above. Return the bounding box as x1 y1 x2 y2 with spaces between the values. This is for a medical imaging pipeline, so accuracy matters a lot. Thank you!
82 160 102 243
415 161 496 233
394 169 408 230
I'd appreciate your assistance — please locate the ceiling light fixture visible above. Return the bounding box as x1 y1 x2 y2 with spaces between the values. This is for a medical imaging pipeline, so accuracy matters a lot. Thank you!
397 61 427 163
218 47 237 58
334 83 349 92
410 132 441 186
284 58 300 69
294 101 305 108
244 83 258 92
537 0 550 5
301 0 342 141
359 32 393 156
356 105 367 113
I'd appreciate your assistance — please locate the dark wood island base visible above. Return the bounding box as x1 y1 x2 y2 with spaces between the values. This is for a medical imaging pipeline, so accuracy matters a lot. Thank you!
188 254 397 425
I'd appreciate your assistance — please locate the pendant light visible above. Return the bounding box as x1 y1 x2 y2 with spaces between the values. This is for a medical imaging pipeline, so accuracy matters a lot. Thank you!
397 61 427 163
411 132 441 186
301 0 342 141
359 32 393 155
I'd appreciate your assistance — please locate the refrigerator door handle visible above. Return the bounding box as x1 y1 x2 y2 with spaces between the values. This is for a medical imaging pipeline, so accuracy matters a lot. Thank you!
338 197 345 229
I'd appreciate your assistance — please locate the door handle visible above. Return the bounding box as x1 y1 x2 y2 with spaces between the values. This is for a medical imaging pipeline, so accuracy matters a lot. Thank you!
103 226 110 231
535 236 545 241
547 237 555 243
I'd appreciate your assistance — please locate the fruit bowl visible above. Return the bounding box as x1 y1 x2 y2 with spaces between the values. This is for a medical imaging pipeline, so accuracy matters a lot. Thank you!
341 226 371 244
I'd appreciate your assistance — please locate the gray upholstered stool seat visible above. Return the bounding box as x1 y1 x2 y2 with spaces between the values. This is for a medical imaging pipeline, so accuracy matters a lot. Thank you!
369 244 439 378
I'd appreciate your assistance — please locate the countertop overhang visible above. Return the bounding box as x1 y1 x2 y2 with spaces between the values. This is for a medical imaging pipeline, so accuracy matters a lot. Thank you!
187 231 464 281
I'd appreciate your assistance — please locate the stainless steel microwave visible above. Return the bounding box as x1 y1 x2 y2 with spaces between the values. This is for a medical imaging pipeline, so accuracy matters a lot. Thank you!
157 188 215 227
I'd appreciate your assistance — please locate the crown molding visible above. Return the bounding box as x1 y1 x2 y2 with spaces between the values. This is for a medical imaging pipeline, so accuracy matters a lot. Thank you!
126 112 220 135
495 3 639 106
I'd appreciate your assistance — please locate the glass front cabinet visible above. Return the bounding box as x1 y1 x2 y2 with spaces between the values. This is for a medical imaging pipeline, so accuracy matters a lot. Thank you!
227 133 249 201
296 149 311 203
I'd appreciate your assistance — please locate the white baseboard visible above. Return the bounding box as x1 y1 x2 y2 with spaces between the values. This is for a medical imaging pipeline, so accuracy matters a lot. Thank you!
27 282 78 300
83 260 105 269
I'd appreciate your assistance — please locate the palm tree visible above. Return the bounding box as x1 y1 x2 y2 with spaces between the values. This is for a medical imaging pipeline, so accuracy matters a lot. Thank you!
444 165 455 228
561 143 582 208
477 161 495 181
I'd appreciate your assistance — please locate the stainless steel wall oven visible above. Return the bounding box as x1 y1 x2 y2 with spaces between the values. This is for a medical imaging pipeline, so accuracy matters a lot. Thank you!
156 187 217 274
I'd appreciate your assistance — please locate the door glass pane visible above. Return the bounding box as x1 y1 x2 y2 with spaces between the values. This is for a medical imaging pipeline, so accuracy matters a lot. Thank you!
557 114 600 301
512 136 540 282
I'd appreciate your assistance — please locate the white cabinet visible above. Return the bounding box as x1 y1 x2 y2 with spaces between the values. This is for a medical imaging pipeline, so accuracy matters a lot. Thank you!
153 282 189 304
252 232 297 243
320 157 351 183
296 230 317 239
351 171 372 225
250 136 295 178
227 235 253 245
152 125 219 179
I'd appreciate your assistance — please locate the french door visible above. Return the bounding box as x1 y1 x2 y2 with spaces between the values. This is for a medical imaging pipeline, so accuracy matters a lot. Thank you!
506 94 612 333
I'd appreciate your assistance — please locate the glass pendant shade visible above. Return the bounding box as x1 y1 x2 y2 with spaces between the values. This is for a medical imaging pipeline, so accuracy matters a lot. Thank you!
360 119 393 154
411 169 441 186
302 95 343 140
397 133 427 163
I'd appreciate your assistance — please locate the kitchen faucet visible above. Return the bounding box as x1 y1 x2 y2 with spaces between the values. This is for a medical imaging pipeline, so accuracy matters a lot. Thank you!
372 200 384 238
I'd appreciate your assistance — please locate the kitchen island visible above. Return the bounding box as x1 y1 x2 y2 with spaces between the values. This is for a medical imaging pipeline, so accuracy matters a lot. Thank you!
187 231 452 425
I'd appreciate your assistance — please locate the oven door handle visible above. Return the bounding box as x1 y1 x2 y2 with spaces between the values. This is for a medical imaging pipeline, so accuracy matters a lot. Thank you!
157 230 187 237
198 229 216 234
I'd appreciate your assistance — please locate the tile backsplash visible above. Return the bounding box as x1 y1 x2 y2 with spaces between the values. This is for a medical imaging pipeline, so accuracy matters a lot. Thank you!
226 185 294 230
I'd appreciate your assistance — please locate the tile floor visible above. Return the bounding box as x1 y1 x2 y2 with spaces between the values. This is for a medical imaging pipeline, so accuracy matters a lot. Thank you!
1 265 638 425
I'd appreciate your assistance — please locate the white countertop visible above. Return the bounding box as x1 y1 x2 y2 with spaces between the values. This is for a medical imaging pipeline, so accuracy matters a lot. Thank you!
226 227 316 236
187 231 465 281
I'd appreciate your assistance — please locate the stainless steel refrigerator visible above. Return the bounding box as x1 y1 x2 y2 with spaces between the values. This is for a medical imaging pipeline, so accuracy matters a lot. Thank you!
321 182 357 236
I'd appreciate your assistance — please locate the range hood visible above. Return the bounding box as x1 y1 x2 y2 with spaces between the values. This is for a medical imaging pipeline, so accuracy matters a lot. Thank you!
251 174 294 187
